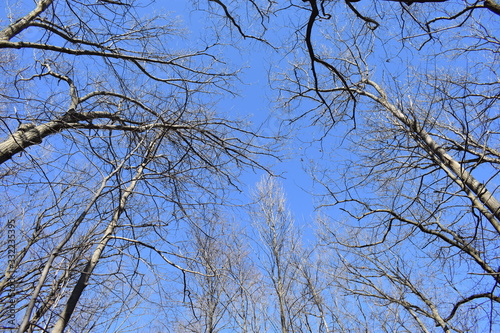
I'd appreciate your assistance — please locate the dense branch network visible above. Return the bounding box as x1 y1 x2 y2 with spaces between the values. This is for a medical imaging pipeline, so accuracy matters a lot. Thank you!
1 1 273 332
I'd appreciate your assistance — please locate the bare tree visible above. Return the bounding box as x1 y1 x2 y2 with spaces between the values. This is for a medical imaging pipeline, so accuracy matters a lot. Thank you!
275 0 500 331
250 175 336 333
1 1 271 332
164 209 267 333
250 176 299 333
3 0 499 331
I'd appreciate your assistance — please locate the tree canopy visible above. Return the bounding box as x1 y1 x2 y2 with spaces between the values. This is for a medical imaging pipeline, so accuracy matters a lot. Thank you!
1 0 499 332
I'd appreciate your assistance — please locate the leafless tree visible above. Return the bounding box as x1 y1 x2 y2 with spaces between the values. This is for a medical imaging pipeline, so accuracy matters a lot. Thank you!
274 0 500 331
250 176 300 333
250 175 338 333
3 0 499 332
1 1 272 332
164 209 267 333
188 0 500 331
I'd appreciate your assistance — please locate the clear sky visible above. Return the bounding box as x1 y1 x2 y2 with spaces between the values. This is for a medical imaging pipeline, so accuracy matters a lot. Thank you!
2 1 499 331
160 0 320 223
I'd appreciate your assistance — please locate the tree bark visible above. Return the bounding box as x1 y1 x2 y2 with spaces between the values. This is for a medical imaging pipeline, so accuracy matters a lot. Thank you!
361 80 500 232
485 0 500 16
50 133 160 333
51 160 146 333
0 121 64 165
0 0 54 41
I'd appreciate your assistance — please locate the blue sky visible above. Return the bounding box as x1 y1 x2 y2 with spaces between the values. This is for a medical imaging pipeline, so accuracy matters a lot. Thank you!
157 0 321 222
3 0 497 250
2 1 499 331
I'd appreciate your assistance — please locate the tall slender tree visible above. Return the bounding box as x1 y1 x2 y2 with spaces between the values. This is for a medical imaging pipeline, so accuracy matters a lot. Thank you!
0 1 270 331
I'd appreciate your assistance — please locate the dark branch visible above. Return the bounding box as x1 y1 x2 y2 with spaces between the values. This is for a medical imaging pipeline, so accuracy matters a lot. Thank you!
303 0 357 123
444 292 500 321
